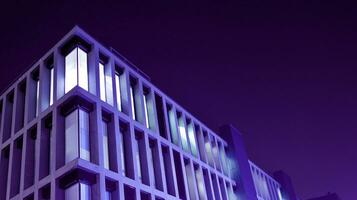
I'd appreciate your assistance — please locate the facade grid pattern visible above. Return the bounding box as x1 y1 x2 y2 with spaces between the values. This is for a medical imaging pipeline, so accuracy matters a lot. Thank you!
0 26 237 200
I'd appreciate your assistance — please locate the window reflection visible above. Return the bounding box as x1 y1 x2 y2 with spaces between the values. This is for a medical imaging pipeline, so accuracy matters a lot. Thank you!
65 47 88 93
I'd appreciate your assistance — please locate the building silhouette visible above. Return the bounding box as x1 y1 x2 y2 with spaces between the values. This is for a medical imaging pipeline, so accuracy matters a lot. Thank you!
307 193 341 200
0 26 297 200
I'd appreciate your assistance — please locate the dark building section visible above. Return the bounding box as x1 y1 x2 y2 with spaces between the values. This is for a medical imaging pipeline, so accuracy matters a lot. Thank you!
274 170 298 200
219 124 258 200
306 193 341 200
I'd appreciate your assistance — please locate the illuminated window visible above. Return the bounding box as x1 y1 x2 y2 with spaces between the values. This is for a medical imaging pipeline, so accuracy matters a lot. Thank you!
65 47 88 93
35 78 40 117
167 105 179 145
49 67 54 105
130 86 136 120
99 62 106 101
115 72 122 111
65 109 90 163
178 114 189 152
187 121 198 157
143 94 149 128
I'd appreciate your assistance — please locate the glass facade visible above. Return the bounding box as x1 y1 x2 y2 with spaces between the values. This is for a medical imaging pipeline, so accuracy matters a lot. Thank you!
65 108 90 163
0 28 269 200
65 47 88 93
187 122 198 157
130 86 136 120
99 62 106 101
65 182 91 200
49 67 54 105
115 73 122 111
35 79 40 117
143 94 149 128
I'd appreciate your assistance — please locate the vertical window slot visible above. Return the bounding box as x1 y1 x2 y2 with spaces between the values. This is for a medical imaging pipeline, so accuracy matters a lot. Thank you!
24 127 36 189
184 158 197 200
162 145 176 196
14 80 26 132
39 114 52 179
119 120 134 179
167 104 179 145
173 150 187 200
2 91 14 142
148 138 164 191
154 94 167 138
134 130 150 185
10 136 23 197
178 113 189 152
0 146 10 200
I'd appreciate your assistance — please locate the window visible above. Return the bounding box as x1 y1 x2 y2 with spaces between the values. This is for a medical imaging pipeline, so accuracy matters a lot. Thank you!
149 139 164 191
65 182 91 200
178 114 189 152
104 191 111 200
155 94 167 138
35 77 40 117
49 67 54 105
30 69 40 120
167 105 179 145
194 165 207 200
143 93 149 128
130 86 136 120
65 108 90 163
99 62 106 101
187 121 198 157
134 135 142 181
102 120 109 169
115 72 122 111
65 47 88 93
119 129 125 176
39 115 52 179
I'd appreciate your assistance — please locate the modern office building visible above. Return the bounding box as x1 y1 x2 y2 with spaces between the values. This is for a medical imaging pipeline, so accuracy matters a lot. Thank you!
0 26 296 200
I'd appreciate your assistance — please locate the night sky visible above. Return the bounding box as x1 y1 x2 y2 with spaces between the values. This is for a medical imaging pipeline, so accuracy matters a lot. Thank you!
0 1 356 199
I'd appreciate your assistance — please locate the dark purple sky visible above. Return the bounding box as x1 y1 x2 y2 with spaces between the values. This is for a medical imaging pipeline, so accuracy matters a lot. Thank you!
0 1 356 199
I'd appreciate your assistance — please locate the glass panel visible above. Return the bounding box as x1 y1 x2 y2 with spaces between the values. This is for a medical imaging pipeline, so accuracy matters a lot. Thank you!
35 80 40 117
79 109 90 161
65 48 77 93
65 110 79 163
49 67 54 105
143 95 149 128
120 132 125 176
147 146 155 187
99 63 106 101
78 48 88 91
178 117 189 152
135 139 142 181
115 73 121 111
130 86 136 120
102 120 109 169
105 191 111 200
168 108 179 145
80 183 91 200
65 183 79 200
187 123 198 156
